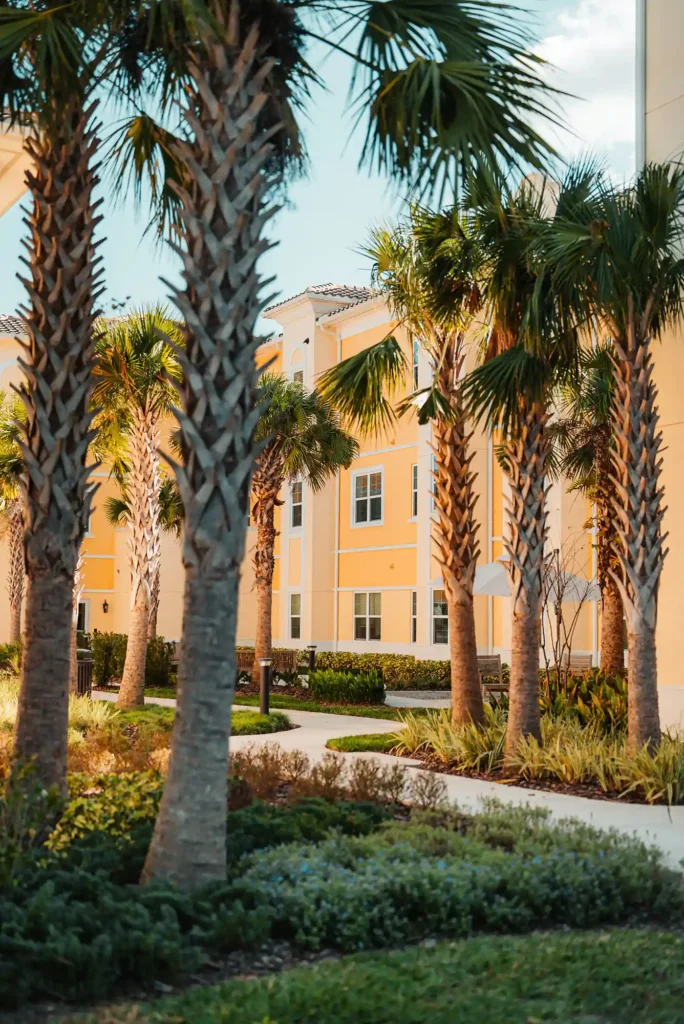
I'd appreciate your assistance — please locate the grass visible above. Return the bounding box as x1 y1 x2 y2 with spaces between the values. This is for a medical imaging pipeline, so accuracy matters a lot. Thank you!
112 704 292 736
71 929 684 1023
233 692 422 720
327 733 400 753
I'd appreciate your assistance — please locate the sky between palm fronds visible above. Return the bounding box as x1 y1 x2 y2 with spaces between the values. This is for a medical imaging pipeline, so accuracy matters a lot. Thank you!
0 0 636 332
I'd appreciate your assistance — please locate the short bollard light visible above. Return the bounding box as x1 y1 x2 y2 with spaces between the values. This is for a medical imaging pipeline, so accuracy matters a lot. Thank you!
259 658 273 716
307 644 317 673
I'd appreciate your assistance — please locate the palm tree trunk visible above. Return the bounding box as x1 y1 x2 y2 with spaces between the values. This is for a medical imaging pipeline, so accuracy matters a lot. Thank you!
147 566 160 641
251 453 282 685
12 106 102 794
432 332 484 726
611 322 664 750
117 407 161 709
601 580 625 677
7 498 24 644
142 6 272 887
503 404 548 762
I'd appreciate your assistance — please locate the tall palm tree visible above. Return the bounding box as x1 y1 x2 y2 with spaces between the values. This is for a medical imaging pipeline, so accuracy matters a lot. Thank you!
105 477 185 640
550 343 625 676
0 393 26 644
250 375 357 683
462 168 597 760
0 1 124 792
319 206 487 725
132 0 561 889
93 307 183 708
547 164 684 750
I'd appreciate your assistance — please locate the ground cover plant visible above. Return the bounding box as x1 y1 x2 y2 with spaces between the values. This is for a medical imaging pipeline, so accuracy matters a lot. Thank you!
1 745 681 1014
339 705 684 804
71 929 684 1024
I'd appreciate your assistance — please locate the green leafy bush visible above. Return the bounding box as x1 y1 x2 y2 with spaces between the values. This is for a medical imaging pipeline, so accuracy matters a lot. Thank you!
314 652 450 689
91 632 176 688
309 669 385 705
0 640 20 674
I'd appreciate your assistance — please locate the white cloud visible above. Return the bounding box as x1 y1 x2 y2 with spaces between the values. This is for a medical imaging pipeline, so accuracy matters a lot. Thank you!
536 0 636 178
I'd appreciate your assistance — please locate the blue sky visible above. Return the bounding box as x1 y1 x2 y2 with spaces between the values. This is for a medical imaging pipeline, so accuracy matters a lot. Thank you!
0 0 636 328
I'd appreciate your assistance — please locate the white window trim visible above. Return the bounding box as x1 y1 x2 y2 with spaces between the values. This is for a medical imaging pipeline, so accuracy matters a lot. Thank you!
350 465 384 529
291 365 305 384
289 592 302 641
412 336 420 391
290 478 303 531
85 513 94 538
410 590 417 644
353 590 382 642
431 587 449 646
77 598 91 632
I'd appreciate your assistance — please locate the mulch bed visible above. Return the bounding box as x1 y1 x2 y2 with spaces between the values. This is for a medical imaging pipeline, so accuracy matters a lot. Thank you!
397 752 651 805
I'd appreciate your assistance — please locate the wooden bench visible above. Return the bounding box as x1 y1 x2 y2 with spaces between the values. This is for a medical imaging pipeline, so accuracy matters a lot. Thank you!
236 649 301 675
563 653 593 674
478 654 506 695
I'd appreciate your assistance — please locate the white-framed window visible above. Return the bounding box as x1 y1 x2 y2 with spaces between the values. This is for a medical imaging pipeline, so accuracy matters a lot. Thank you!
412 336 420 391
432 589 449 645
411 464 418 519
292 368 304 384
354 592 382 641
291 479 303 528
431 453 438 512
85 513 94 537
411 591 417 644
289 593 301 639
352 468 383 526
76 600 90 633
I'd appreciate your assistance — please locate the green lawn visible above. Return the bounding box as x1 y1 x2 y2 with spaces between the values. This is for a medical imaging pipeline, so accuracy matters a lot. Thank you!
73 930 684 1023
104 703 292 736
233 693 419 720
327 732 400 753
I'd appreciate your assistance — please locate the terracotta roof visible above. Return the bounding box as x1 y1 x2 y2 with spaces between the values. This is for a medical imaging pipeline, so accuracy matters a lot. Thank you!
263 284 373 314
0 315 25 335
318 292 383 320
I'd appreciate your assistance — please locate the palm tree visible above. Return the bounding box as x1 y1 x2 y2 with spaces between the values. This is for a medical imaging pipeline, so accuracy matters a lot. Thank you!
550 343 625 676
319 206 487 725
0 2 117 792
93 307 183 708
547 164 684 750
105 477 185 640
250 375 357 683
0 393 26 644
462 168 597 760
133 0 561 889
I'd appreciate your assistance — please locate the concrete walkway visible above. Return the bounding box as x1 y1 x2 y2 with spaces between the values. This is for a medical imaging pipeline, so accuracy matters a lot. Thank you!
93 690 684 870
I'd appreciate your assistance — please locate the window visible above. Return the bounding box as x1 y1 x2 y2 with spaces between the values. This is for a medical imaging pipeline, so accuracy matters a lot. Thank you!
432 589 449 644
290 593 301 639
76 600 89 633
412 337 420 390
292 369 304 384
291 480 303 528
353 470 383 525
411 591 417 643
411 464 418 518
354 592 381 641
85 514 93 537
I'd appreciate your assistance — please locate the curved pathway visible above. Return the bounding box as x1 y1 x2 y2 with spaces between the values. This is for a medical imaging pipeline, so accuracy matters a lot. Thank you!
94 691 684 869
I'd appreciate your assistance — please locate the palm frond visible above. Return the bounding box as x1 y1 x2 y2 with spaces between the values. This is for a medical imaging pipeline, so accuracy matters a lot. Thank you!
317 336 408 437
461 345 549 435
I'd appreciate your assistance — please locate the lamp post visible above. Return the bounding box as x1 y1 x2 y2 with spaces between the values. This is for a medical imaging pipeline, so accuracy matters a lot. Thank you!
307 644 317 673
259 658 272 716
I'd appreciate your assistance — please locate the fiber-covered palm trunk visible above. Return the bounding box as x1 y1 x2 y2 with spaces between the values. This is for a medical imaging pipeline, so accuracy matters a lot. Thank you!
7 499 24 644
251 450 283 685
611 326 665 750
147 567 161 641
432 335 483 725
503 405 548 762
143 9 273 888
13 108 102 794
594 457 625 676
118 407 161 709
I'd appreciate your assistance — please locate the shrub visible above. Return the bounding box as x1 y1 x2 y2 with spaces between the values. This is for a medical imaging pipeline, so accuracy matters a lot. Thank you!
309 669 385 705
0 641 20 675
314 652 450 689
91 633 176 688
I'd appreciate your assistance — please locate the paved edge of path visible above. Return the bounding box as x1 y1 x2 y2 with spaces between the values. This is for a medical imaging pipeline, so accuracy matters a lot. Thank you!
92 691 684 869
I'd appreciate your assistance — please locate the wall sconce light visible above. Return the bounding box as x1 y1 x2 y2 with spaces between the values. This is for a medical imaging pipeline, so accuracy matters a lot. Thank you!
102 600 109 614
303 337 310 345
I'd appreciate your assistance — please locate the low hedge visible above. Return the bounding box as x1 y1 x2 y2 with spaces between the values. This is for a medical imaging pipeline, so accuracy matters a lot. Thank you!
309 669 385 705
314 652 451 690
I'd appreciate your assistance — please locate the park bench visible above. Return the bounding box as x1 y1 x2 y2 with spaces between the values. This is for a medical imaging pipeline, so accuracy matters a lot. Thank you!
478 654 506 696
